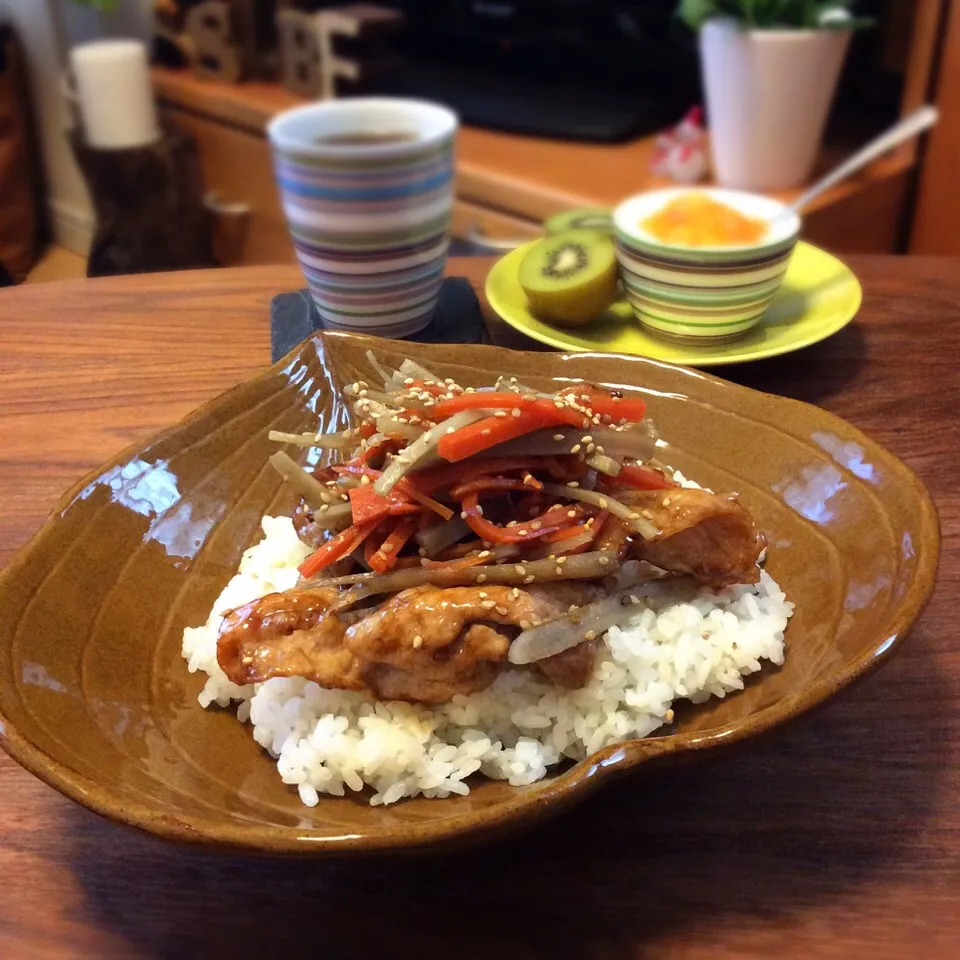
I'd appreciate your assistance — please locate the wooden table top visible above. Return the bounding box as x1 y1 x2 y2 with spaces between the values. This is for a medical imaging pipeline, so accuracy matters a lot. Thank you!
0 256 957 958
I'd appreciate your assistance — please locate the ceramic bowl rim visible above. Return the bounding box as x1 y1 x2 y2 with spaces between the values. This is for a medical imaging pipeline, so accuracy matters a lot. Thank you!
267 97 458 158
0 333 941 855
614 187 802 260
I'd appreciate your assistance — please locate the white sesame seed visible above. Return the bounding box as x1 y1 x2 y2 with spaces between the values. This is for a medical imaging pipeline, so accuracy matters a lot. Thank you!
514 564 526 576
584 630 597 641
494 410 508 418
523 575 535 584
665 709 675 722
478 591 488 599
360 475 371 485
570 444 581 454
553 434 565 441
478 550 491 559
567 510 576 518
511 408 522 418
555 566 563 575
598 497 609 508
477 573 488 583
495 604 509 615
511 588 520 599
567 481 580 488
481 599 497 609
412 635 423 648
599 556 610 565
481 428 492 436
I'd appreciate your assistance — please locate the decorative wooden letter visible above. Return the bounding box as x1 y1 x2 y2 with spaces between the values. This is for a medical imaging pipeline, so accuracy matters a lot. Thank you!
186 0 242 83
317 4 404 99
276 9 322 97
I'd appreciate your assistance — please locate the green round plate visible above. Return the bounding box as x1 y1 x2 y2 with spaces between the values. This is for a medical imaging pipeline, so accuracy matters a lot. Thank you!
486 240 862 367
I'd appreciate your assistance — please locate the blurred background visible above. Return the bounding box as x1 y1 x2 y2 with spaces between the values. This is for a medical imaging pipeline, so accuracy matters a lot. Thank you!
0 0 955 283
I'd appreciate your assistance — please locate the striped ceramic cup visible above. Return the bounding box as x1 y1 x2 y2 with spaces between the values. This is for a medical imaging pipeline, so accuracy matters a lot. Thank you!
268 98 458 338
614 188 801 343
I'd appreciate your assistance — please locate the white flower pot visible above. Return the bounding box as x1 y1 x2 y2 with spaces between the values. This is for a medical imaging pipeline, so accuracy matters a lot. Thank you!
700 20 852 190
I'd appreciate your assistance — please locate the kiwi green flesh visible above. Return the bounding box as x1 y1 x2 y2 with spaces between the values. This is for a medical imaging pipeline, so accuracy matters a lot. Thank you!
518 230 616 293
519 230 619 325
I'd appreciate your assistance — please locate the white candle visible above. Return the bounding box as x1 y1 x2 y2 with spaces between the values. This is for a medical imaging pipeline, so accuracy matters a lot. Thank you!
69 40 160 150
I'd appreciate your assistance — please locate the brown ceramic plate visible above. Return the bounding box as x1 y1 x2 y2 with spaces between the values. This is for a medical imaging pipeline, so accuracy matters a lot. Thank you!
0 334 939 855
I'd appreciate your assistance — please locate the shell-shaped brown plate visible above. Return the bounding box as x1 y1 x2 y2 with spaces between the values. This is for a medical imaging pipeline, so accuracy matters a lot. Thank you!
0 333 939 855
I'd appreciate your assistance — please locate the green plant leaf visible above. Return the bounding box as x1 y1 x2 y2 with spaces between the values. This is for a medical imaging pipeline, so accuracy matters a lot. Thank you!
69 0 120 10
676 0 871 30
677 0 720 30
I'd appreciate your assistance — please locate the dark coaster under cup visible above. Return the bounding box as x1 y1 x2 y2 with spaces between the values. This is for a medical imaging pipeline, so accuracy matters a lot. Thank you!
270 276 491 362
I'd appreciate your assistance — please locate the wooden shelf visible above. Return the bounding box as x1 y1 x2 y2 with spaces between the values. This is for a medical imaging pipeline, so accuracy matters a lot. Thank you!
152 66 918 259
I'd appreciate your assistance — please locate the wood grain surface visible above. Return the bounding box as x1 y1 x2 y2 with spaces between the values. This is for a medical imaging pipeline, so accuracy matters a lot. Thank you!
0 256 958 959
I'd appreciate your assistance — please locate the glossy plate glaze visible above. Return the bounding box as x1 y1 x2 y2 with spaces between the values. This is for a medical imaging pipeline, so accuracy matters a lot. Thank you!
488 240 862 366
0 334 938 855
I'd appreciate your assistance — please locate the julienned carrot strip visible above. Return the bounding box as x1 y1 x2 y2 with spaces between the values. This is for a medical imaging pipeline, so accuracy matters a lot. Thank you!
460 494 590 544
367 516 419 573
349 484 412 525
437 409 557 462
335 464 453 520
560 385 646 422
449 475 543 500
430 392 590 429
613 463 676 491
298 520 378 578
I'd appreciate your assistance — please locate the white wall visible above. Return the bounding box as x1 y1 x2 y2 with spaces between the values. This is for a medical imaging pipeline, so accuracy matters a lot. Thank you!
0 0 153 255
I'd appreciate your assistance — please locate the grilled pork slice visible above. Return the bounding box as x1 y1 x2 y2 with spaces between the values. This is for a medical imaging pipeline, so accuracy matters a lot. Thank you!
216 583 603 703
623 487 765 586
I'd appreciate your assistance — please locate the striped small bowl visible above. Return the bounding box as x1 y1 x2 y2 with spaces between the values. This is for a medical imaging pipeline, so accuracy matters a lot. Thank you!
613 188 801 343
268 98 458 339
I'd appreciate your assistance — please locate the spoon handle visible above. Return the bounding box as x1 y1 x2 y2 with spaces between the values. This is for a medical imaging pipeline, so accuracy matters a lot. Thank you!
784 105 940 219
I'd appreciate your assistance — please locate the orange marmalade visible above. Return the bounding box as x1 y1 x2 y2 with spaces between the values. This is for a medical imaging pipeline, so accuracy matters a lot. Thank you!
641 193 768 247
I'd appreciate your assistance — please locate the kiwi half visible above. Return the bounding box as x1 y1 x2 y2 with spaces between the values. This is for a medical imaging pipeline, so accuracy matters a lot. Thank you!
519 229 619 327
544 207 614 237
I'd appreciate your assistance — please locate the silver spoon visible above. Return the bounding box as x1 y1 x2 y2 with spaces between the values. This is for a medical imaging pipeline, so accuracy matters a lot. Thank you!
776 105 940 225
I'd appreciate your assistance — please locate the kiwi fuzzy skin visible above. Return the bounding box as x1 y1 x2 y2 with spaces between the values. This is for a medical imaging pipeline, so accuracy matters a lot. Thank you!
524 268 618 327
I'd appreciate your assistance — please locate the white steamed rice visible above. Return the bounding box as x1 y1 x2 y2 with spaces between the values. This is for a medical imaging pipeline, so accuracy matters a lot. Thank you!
182 497 792 806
